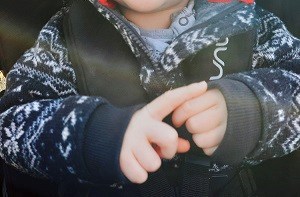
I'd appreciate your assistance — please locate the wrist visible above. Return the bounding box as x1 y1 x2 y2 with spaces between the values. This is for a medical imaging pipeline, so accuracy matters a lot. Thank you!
83 103 144 183
208 79 262 165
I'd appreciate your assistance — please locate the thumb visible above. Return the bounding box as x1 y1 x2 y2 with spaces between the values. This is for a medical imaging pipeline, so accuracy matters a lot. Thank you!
146 81 207 121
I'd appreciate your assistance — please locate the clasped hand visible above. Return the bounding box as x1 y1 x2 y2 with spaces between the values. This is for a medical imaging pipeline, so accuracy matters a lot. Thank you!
120 81 227 183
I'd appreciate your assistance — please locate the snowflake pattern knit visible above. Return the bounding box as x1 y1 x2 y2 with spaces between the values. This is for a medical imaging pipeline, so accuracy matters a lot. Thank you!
0 2 299 184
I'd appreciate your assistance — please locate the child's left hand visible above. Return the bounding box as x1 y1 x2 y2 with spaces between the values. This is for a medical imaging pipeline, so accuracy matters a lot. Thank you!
172 87 227 156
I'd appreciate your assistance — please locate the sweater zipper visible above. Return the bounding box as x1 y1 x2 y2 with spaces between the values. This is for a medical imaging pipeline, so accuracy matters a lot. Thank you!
104 8 153 62
99 6 169 85
107 1 245 48
101 1 243 59
96 2 246 92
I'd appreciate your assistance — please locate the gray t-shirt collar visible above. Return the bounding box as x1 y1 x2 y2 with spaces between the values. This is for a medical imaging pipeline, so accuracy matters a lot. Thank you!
129 0 196 62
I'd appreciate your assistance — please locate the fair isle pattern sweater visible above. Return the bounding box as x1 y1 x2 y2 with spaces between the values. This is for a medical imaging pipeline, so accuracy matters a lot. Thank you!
0 0 299 186
0 9 140 184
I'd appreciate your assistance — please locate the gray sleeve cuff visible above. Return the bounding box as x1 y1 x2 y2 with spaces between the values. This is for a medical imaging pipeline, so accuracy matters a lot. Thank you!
208 78 262 165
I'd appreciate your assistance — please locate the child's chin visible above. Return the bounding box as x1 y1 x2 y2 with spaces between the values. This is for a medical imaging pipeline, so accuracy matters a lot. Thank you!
117 0 166 13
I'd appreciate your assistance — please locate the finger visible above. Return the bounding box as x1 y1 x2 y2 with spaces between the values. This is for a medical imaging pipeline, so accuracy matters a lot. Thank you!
192 125 226 149
147 122 179 159
146 81 207 120
153 144 163 158
172 89 220 128
203 146 218 156
120 151 148 184
153 138 190 156
185 106 224 134
177 138 190 153
133 140 162 172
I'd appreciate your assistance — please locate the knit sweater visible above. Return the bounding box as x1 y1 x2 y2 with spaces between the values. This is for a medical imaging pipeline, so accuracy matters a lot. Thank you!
0 0 299 192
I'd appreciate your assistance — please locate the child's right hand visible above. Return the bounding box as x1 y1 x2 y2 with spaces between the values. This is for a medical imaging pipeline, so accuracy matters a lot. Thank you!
120 82 207 184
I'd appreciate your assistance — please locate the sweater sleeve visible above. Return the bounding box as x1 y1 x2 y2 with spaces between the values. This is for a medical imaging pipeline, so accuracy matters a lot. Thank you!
208 7 300 165
0 10 141 185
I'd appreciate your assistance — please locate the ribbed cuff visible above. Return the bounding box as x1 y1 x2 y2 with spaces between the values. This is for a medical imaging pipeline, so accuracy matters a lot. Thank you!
83 104 144 183
208 79 262 165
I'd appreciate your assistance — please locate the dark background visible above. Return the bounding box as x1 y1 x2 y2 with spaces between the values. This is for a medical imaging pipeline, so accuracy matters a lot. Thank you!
248 0 300 196
0 0 64 74
256 0 300 38
0 1 64 195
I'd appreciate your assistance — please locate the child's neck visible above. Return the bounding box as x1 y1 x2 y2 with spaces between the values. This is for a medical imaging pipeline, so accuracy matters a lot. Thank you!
120 0 190 30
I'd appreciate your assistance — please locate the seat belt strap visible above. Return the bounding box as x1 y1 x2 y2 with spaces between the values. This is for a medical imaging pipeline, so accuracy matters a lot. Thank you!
239 168 257 196
139 167 176 197
181 154 210 197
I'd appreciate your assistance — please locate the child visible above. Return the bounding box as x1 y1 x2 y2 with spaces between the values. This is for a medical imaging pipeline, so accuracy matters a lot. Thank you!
0 0 299 196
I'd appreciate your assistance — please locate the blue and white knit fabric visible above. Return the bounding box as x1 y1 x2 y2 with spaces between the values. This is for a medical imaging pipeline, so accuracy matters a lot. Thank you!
0 10 107 181
0 0 299 184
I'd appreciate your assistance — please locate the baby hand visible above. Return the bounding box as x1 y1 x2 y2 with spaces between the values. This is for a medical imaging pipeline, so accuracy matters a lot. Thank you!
172 88 227 156
120 82 207 184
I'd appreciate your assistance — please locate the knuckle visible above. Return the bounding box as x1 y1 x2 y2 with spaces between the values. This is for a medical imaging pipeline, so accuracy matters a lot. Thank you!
132 109 144 121
167 130 178 143
165 155 174 160
205 138 216 148
182 86 192 102
163 151 175 160
120 152 129 167
163 90 177 108
193 134 212 149
192 134 203 148
203 149 213 156
134 172 148 184
142 106 153 118
193 133 217 149
186 118 197 133
172 113 180 126
162 132 178 159
120 157 134 174
147 159 161 172
182 101 193 115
